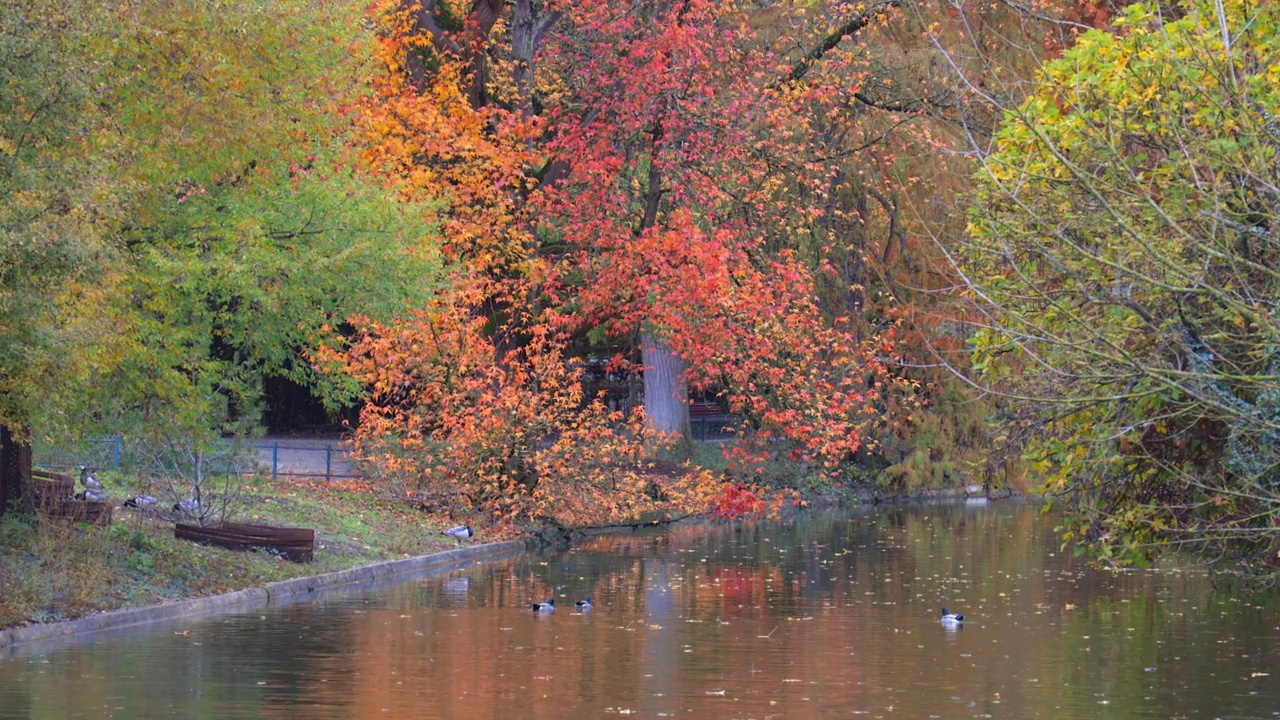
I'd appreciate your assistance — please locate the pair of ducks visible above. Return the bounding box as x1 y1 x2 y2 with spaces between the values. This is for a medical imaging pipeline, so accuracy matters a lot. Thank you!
441 526 590 613
531 597 591 612
76 471 109 503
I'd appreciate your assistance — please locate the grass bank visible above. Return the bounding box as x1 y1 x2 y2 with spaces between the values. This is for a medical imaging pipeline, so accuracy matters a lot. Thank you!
0 473 502 631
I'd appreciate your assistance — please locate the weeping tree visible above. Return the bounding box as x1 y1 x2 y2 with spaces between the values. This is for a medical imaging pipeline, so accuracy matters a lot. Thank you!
960 0 1280 572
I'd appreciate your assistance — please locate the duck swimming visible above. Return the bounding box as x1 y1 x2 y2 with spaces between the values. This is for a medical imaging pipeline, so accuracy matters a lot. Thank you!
575 597 592 609
530 598 555 612
940 608 964 625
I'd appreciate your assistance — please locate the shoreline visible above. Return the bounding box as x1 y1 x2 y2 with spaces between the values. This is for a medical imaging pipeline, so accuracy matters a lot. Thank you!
0 487 1012 655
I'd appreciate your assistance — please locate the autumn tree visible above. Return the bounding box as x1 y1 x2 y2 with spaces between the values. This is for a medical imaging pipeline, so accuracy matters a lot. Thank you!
349 0 960 525
348 0 1158 528
534 0 916 476
0 1 123 512
961 0 1280 570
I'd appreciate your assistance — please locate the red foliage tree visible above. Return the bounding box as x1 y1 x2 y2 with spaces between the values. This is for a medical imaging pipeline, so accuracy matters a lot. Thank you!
344 0 1039 524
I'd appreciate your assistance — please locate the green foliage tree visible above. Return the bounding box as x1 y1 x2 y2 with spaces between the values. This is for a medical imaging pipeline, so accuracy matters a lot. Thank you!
964 0 1280 571
0 1 124 510
90 0 440 449
0 0 441 513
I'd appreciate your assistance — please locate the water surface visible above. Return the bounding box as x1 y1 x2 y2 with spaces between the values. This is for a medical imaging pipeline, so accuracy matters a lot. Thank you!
3 503 1279 718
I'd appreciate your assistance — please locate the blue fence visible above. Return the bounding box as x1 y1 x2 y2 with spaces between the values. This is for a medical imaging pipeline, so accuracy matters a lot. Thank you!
34 421 733 480
34 437 359 480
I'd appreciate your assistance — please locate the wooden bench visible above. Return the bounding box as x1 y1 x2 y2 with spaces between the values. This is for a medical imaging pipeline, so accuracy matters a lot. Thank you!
32 469 75 504
689 401 734 440
32 469 113 525
689 401 727 419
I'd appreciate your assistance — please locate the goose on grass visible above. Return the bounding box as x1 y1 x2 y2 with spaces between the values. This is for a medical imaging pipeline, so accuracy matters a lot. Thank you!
78 466 103 492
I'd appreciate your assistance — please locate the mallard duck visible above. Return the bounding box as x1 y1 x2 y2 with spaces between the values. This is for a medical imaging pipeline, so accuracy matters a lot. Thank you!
530 598 555 612
940 608 964 625
575 597 592 609
443 524 473 546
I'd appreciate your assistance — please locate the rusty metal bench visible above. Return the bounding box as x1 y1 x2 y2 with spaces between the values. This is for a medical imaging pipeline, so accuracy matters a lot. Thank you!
175 521 315 562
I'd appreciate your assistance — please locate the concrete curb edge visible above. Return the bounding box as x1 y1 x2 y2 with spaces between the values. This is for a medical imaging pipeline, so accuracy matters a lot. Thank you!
0 539 530 653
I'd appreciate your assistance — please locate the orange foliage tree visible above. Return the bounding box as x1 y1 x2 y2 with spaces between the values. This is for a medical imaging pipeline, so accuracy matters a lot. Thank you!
338 280 722 526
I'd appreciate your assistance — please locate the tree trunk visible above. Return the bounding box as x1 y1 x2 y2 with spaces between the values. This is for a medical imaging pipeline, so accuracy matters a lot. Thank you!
642 331 691 443
0 424 33 516
510 0 560 119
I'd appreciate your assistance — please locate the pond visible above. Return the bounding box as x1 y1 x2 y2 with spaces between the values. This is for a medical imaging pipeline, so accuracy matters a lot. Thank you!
2 503 1280 719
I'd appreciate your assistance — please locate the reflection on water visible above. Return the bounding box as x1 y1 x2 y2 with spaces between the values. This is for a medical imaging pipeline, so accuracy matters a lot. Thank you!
4 503 1280 719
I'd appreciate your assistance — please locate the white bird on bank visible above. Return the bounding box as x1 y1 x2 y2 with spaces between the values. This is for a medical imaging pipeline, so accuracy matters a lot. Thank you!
79 489 109 503
443 524 473 546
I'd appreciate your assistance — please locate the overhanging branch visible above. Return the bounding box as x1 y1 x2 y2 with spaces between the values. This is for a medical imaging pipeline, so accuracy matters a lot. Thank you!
787 0 902 83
